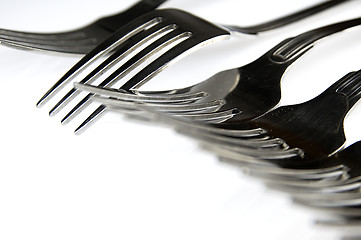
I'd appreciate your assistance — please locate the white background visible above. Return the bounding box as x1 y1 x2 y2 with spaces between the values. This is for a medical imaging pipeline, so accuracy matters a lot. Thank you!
1 0 361 239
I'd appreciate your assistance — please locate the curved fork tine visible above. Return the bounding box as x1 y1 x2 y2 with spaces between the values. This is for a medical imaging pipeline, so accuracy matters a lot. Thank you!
82 90 227 116
294 191 361 204
75 82 207 103
268 179 361 194
219 152 349 184
295 195 361 208
220 156 347 178
247 165 347 181
90 95 224 113
249 170 347 188
202 142 302 164
179 127 287 149
134 103 269 137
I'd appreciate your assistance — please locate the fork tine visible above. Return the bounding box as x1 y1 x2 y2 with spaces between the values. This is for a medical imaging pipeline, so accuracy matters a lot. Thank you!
74 82 207 103
220 156 346 176
268 179 361 194
178 127 287 149
90 94 224 113
74 105 106 135
176 108 241 123
202 141 302 163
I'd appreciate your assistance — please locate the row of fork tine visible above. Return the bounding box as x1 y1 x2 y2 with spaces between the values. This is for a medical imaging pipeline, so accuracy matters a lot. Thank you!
3 1 361 239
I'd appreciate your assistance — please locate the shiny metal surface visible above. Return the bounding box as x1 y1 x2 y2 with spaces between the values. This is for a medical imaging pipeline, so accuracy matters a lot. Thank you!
3 1 361 240
35 2 351 134
75 17 361 125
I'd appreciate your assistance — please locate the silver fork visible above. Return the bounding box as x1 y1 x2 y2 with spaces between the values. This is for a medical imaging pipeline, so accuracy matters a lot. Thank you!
0 0 167 54
35 1 350 134
278 141 361 207
233 140 361 193
132 70 361 218
76 17 361 126
133 68 361 177
258 142 361 218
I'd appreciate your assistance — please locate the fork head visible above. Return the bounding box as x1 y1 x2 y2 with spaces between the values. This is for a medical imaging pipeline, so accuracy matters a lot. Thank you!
0 0 167 54
36 8 230 133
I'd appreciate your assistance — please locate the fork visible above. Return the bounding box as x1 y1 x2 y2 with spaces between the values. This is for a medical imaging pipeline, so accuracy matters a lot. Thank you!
254 142 361 218
35 1 351 133
75 17 361 126
0 0 167 54
135 70 361 219
264 141 361 202
229 140 361 192
137 68 361 171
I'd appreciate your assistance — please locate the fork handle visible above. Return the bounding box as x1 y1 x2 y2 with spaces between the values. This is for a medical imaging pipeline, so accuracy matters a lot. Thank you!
269 17 361 63
225 0 350 34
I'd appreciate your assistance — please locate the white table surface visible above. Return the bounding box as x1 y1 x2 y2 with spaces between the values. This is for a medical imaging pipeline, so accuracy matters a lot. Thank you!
1 0 361 239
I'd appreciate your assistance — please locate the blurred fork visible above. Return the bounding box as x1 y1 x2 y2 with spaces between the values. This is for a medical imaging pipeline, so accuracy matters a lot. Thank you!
0 0 167 54
133 70 361 217
269 141 361 207
35 0 351 133
261 140 361 191
137 68 361 172
220 135 361 187
76 17 361 125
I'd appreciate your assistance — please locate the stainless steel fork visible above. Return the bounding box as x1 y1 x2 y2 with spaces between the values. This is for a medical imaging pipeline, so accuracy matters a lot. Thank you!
140 69 361 169
272 141 361 205
135 70 361 219
0 0 167 54
35 1 350 134
77 17 361 126
263 142 361 218
233 140 361 191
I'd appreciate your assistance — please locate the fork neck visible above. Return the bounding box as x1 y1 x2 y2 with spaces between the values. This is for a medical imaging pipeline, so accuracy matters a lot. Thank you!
322 70 361 110
266 17 361 64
